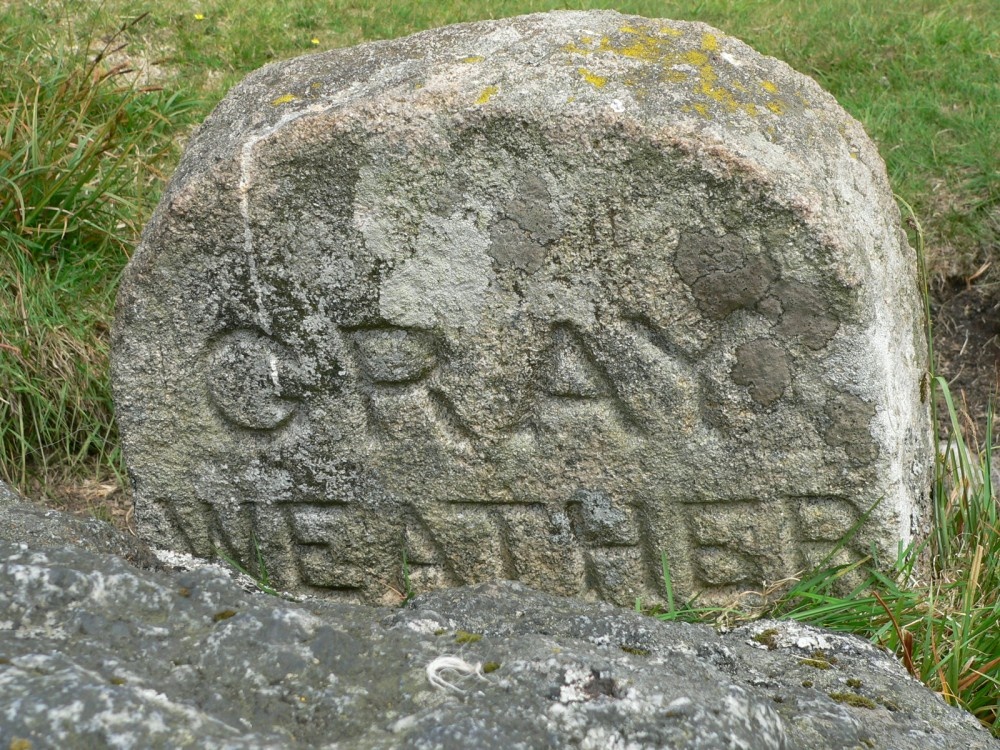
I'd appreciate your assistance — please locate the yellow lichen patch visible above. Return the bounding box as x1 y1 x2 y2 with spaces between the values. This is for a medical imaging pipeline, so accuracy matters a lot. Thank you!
761 80 779 94
270 93 298 106
462 55 484 63
683 50 708 66
599 28 678 63
696 64 759 117
697 65 736 110
562 26 768 121
578 67 607 88
475 85 499 105
564 25 682 65
767 99 787 115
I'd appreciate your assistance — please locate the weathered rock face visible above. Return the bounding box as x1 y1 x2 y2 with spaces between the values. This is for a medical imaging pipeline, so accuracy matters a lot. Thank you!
0 480 154 567
1 506 995 750
112 10 931 606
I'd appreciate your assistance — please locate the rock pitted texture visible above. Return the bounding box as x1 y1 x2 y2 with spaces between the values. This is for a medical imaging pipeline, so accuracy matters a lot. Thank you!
0 508 995 750
113 10 931 606
0 480 22 507
0 480 153 567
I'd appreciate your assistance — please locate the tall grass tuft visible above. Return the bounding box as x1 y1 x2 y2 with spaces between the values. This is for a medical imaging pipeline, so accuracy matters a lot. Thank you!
768 385 999 732
0 13 196 487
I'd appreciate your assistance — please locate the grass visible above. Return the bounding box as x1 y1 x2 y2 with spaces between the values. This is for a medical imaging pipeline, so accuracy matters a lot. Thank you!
0 7 198 490
0 0 996 735
215 532 280 597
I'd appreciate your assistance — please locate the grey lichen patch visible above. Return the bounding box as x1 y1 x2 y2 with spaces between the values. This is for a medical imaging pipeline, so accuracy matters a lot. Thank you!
503 174 561 242
675 232 778 320
824 392 878 461
379 215 493 330
349 327 437 383
770 280 840 349
731 339 792 406
488 174 560 273
489 219 547 272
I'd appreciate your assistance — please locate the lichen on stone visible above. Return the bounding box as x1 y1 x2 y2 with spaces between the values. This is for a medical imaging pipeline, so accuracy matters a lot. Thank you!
829 691 877 710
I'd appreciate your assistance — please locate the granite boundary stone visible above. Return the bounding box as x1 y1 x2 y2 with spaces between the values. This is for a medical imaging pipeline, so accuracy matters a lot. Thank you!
112 10 932 606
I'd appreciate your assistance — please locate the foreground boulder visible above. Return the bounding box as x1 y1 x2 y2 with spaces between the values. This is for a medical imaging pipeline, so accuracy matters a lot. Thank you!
0 504 994 749
113 10 931 606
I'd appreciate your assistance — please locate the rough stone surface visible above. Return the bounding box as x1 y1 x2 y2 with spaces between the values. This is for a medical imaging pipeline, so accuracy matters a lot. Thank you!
1 512 995 750
112 10 932 606
0 480 22 507
0 481 154 567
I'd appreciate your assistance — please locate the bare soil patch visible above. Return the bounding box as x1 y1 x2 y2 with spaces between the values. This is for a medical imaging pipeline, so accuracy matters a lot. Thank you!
932 280 1000 445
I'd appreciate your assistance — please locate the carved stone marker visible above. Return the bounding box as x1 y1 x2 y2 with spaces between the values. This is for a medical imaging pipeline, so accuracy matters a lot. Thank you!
113 10 931 606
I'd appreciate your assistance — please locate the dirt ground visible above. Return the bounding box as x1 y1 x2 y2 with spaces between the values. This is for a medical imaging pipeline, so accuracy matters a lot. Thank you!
932 280 1000 447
